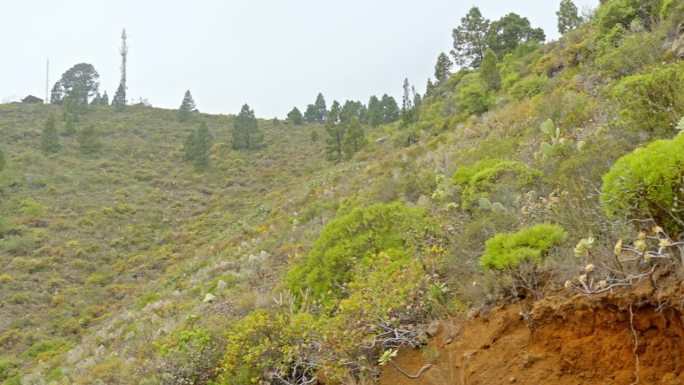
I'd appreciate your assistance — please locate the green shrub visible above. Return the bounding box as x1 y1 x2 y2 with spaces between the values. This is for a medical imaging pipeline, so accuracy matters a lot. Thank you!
0 359 15 381
452 159 542 209
480 224 568 270
285 202 434 302
455 73 493 119
595 0 639 31
613 62 684 137
661 0 684 19
601 132 684 237
510 75 547 100
595 31 664 77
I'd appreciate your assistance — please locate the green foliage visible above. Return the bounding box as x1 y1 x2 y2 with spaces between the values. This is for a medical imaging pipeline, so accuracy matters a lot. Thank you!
453 159 542 209
325 101 344 161
77 124 102 155
50 63 100 105
601 132 684 236
595 30 664 77
183 122 212 169
613 62 684 137
232 104 261 150
480 224 568 270
286 107 304 125
455 73 493 119
510 75 547 100
434 52 453 86
661 0 684 19
0 359 15 381
538 119 567 158
451 7 491 68
112 83 126 108
64 113 76 135
342 118 365 160
596 0 639 31
557 0 583 34
487 13 545 59
480 49 501 90
40 114 60 154
380 94 400 123
286 202 434 302
177 90 198 122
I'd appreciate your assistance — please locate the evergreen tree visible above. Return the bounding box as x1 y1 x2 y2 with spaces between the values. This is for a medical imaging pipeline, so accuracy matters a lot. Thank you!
287 107 304 125
77 124 101 155
340 100 365 125
112 83 126 108
184 122 212 169
401 78 413 113
53 63 100 105
342 118 365 160
557 0 583 34
435 52 453 86
366 95 383 127
488 13 546 58
232 104 260 150
426 79 436 97
380 94 400 123
100 91 109 106
41 114 61 154
325 101 343 162
451 7 491 68
90 93 102 105
304 104 317 123
310 129 319 142
178 90 198 122
480 49 501 90
313 93 327 123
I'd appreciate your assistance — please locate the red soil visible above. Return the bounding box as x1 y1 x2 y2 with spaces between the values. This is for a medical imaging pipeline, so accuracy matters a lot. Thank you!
380 281 684 385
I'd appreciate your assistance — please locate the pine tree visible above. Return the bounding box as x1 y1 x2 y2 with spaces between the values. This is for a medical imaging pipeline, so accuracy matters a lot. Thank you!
232 104 260 150
41 114 61 154
313 93 327 123
287 107 304 125
557 0 582 34
452 7 491 68
112 83 126 108
90 93 102 106
77 124 101 155
184 122 212 169
178 90 198 122
100 91 109 106
435 52 453 86
480 49 501 90
426 79 436 97
325 101 344 162
380 94 400 123
304 104 317 123
342 118 365 160
366 95 383 127
488 13 546 58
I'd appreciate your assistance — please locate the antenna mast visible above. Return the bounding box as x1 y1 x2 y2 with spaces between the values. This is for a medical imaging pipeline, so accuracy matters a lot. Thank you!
119 29 128 104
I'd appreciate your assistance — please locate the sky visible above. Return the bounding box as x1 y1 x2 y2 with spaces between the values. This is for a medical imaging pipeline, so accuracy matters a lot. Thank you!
0 0 599 118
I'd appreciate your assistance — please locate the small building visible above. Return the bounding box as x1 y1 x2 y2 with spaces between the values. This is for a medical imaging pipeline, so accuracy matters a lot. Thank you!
22 95 43 104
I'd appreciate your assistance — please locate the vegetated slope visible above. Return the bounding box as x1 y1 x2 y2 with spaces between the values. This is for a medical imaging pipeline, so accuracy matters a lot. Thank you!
2 1 684 384
380 281 684 385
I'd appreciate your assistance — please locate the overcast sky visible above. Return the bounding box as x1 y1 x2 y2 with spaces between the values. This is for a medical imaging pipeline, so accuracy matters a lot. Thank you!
1 0 598 118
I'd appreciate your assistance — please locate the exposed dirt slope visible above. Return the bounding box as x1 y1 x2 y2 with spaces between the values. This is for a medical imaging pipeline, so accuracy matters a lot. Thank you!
380 282 684 385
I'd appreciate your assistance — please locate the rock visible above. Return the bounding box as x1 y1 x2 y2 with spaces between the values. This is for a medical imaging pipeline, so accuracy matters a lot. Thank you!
509 376 516 383
259 250 270 260
417 195 430 206
427 320 442 337
216 280 228 292
203 293 216 302
376 137 387 144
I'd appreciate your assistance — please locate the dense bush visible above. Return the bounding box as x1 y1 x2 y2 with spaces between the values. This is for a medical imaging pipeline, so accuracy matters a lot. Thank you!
480 224 568 271
286 202 435 302
601 132 684 237
595 31 664 77
510 75 548 100
613 62 684 137
452 159 542 209
455 73 493 119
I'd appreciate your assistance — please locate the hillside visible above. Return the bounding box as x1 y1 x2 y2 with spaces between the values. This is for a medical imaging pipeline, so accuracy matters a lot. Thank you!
2 0 684 384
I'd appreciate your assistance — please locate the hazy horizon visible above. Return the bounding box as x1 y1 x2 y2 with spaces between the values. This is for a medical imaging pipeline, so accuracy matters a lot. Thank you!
1 0 598 118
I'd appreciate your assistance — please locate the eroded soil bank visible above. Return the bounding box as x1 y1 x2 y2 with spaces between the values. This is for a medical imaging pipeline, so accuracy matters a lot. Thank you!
380 281 684 385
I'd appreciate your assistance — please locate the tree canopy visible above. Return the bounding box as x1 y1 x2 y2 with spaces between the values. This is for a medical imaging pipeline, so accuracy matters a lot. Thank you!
233 104 261 150
178 90 198 122
557 0 583 34
51 63 100 105
287 107 304 125
452 7 491 68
